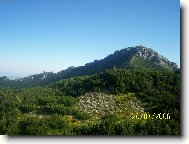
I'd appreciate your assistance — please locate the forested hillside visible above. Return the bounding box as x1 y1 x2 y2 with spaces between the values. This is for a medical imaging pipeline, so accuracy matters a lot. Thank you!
0 68 180 135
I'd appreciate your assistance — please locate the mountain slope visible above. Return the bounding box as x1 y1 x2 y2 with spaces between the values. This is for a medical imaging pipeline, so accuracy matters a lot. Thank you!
0 45 178 89
0 67 180 135
0 48 180 135
57 45 178 78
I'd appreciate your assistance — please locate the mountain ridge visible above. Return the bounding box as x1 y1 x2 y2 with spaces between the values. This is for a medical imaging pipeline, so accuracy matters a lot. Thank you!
50 45 178 80
0 45 179 89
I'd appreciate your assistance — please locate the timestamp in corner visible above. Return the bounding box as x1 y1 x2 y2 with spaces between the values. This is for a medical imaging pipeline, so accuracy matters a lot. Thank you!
131 113 171 120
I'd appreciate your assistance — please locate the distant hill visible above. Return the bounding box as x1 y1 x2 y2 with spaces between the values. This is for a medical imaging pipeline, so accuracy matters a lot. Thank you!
0 45 179 89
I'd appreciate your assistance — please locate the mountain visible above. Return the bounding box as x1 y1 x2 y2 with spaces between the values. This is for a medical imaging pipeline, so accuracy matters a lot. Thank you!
57 45 178 78
0 45 179 89
0 46 180 135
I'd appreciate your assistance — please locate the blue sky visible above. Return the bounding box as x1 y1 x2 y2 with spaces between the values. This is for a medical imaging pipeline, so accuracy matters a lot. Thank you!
0 0 180 77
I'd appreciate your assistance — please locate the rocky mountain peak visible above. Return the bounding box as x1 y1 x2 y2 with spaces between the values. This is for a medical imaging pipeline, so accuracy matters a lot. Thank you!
120 45 178 69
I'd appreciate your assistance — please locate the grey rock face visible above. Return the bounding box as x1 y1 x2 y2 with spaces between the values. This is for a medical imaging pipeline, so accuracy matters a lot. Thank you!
120 45 178 69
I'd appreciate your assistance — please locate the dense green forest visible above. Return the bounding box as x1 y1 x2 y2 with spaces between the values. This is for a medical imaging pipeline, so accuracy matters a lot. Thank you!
0 68 180 135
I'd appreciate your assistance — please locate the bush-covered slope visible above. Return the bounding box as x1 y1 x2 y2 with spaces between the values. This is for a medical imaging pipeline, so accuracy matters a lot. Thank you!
0 68 180 135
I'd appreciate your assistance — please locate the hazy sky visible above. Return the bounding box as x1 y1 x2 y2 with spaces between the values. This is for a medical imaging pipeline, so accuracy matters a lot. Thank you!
0 0 180 77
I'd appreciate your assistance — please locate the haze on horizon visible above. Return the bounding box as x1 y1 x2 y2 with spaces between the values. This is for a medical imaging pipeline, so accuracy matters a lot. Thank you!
0 0 180 77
